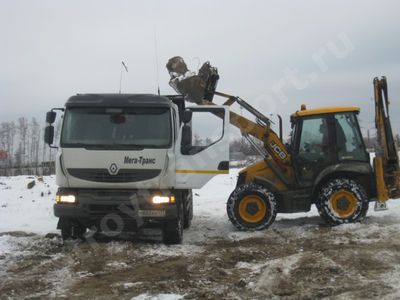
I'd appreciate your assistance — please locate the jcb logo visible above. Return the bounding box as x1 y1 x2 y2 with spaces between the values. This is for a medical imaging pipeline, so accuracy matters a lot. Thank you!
270 142 287 160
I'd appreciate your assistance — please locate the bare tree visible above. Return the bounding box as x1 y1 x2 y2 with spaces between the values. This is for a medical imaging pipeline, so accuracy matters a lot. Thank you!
15 143 23 168
17 117 29 167
1 117 57 175
0 122 16 173
230 137 262 157
29 117 40 172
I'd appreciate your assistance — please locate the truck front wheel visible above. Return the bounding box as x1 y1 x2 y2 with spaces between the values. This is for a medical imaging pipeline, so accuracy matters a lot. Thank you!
163 203 183 244
58 218 86 241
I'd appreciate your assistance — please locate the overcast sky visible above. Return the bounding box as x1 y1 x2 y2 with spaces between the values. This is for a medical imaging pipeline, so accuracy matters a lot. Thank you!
1 0 400 137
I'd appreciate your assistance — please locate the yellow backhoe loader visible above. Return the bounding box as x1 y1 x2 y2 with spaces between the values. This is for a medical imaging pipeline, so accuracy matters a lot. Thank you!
166 56 400 230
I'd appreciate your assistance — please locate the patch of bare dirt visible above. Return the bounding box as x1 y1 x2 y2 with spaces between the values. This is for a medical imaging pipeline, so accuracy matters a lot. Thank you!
1 220 400 299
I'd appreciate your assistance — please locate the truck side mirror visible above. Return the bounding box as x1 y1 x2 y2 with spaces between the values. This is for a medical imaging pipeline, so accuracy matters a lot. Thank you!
181 124 192 153
182 110 192 123
44 125 54 145
46 111 57 124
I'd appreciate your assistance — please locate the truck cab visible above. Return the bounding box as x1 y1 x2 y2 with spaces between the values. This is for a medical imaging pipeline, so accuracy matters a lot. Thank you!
45 93 229 244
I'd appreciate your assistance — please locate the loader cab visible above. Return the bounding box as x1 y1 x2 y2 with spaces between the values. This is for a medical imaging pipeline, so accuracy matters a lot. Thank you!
290 106 369 187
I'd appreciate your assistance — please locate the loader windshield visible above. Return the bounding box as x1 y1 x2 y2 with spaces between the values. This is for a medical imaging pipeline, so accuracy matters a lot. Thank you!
61 107 172 149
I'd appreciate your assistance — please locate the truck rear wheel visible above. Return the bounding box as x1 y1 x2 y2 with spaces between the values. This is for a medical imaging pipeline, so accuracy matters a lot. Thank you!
163 203 183 244
316 178 369 225
227 183 277 231
183 190 193 229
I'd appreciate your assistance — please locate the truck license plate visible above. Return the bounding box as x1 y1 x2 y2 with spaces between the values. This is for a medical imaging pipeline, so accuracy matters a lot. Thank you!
138 210 166 217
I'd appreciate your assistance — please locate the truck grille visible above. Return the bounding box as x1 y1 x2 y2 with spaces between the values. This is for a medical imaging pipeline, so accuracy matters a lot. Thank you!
67 168 161 183
89 204 135 217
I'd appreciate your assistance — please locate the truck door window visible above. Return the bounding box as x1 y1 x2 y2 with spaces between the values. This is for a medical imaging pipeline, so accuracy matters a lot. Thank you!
182 109 224 155
334 113 368 161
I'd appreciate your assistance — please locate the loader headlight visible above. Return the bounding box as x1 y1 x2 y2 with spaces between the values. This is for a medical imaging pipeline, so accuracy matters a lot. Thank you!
56 194 76 203
151 195 175 204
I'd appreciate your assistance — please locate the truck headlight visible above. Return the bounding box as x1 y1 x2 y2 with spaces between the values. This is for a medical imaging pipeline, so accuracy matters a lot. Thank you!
152 195 175 204
56 194 76 203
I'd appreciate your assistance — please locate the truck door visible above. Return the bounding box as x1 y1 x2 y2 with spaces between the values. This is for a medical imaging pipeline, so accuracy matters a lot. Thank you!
175 105 230 188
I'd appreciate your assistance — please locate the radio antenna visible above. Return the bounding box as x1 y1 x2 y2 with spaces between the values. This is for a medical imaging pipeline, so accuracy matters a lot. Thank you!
119 61 128 94
154 29 161 95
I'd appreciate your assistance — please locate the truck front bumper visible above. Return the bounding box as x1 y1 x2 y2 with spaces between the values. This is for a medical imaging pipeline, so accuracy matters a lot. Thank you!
53 188 178 231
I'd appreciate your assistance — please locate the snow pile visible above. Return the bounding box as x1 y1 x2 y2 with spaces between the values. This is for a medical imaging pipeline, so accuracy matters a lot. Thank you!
0 175 57 234
1 169 400 240
131 294 184 300
138 244 204 257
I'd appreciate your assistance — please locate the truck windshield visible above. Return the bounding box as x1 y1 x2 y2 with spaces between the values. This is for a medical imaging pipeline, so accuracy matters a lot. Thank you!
61 107 172 149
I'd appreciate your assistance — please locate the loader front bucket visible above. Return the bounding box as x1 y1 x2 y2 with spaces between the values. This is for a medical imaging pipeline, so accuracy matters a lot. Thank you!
166 56 219 104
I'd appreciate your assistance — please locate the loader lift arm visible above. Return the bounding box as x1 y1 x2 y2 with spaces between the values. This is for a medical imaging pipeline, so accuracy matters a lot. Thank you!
202 92 294 186
373 76 400 202
203 91 291 165
166 57 294 187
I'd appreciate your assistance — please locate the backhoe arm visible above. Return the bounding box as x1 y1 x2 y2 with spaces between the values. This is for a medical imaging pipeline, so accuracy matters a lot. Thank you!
373 77 400 201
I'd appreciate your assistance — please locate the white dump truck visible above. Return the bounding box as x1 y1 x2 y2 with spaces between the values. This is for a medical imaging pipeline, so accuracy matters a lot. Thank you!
45 93 229 244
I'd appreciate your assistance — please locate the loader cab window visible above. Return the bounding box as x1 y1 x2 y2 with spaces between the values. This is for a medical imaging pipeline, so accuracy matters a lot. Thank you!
334 113 368 162
294 116 335 186
181 108 224 155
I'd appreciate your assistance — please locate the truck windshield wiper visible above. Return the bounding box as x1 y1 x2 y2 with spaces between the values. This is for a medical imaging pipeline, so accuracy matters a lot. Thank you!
85 144 144 150
140 144 168 148
62 143 144 150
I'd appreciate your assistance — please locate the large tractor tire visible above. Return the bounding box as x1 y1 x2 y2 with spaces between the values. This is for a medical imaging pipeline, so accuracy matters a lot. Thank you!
227 183 277 231
316 178 369 225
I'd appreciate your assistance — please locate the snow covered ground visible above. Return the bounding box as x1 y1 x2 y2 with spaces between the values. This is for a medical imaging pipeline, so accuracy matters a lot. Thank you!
1 170 400 299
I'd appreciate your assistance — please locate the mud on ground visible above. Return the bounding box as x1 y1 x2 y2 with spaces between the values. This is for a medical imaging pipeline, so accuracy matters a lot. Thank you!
1 216 400 300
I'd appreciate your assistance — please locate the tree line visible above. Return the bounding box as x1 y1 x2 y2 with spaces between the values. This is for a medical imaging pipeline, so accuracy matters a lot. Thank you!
0 116 399 176
0 117 61 175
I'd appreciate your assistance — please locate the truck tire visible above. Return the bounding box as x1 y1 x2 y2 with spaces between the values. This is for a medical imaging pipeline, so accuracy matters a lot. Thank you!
163 203 183 244
61 225 72 240
183 190 193 229
316 178 369 225
58 218 86 241
227 183 277 231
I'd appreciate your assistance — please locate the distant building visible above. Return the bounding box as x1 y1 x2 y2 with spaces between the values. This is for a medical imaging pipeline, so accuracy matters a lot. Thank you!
0 150 7 160
0 150 8 168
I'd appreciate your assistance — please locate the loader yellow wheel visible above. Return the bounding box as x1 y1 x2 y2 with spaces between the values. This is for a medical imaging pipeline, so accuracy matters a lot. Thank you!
316 178 369 225
227 183 277 231
238 195 267 223
329 190 358 219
